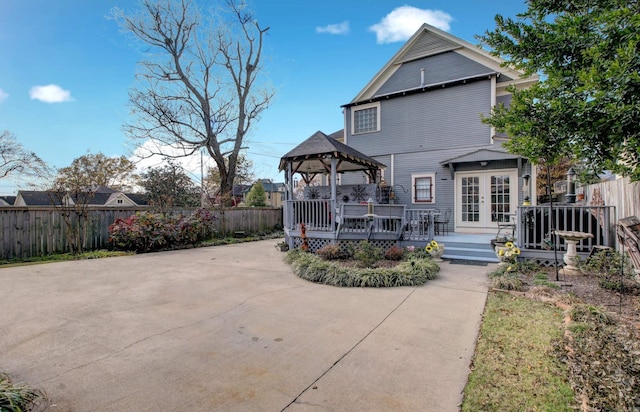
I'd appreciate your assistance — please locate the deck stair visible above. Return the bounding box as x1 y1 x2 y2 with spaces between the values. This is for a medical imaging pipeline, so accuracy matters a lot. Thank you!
441 240 499 263
437 234 499 263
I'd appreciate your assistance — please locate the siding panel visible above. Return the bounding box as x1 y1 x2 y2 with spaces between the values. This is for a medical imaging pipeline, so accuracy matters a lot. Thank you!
375 52 494 96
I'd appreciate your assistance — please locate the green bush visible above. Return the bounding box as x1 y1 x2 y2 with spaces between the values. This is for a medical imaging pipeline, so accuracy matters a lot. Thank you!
0 372 46 411
284 249 439 287
350 241 383 268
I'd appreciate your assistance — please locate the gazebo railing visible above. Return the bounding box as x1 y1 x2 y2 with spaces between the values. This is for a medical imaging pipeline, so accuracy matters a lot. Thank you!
285 199 335 232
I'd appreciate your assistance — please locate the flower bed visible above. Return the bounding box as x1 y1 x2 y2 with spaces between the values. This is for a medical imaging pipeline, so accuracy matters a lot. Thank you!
284 248 440 287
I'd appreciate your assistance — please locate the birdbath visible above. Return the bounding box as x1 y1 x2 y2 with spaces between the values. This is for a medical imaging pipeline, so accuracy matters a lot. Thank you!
553 230 594 275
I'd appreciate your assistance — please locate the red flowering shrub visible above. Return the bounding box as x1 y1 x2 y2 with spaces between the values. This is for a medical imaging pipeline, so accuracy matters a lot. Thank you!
384 245 405 261
109 209 217 252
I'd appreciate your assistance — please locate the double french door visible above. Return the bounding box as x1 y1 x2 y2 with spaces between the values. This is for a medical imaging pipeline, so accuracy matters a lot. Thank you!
456 170 518 231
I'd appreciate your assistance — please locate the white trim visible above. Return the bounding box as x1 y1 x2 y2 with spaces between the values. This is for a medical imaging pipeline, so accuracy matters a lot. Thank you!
390 154 395 186
454 169 518 230
342 108 348 145
351 101 381 135
411 173 436 204
490 75 496 144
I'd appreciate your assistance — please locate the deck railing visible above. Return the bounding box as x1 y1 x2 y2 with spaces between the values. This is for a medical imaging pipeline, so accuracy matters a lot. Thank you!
336 204 405 239
516 205 615 252
285 199 335 232
403 209 437 241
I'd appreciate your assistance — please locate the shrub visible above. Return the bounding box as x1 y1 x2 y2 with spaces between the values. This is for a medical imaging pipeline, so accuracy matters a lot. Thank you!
284 249 439 287
350 241 383 268
532 273 560 289
579 249 638 293
384 245 405 261
488 265 523 291
109 209 217 252
316 244 342 260
0 372 46 411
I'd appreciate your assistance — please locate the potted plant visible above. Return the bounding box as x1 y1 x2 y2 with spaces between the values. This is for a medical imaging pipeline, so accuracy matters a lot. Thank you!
276 241 289 252
425 240 445 262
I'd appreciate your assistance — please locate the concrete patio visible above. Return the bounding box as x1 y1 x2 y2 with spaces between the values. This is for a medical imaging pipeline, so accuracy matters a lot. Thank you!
0 239 490 411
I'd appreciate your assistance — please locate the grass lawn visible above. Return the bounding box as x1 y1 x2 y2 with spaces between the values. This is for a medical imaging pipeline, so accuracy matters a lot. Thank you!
462 291 575 411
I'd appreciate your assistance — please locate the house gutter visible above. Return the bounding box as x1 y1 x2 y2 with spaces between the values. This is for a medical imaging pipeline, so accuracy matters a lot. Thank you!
341 72 498 108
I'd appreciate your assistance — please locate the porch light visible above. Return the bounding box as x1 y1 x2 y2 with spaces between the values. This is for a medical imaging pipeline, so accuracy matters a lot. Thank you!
522 173 531 206
566 167 576 203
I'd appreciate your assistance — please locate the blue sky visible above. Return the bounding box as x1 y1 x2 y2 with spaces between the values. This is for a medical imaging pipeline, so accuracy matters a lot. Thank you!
0 0 527 194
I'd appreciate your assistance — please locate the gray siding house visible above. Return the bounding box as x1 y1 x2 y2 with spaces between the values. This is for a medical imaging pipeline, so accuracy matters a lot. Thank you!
339 23 538 234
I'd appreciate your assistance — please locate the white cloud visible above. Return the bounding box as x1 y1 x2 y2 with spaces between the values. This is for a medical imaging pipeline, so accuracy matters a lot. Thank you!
316 21 350 35
0 88 8 103
369 6 453 44
29 84 74 103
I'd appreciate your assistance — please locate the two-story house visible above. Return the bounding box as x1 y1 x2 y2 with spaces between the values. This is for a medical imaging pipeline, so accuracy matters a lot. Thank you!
339 23 537 234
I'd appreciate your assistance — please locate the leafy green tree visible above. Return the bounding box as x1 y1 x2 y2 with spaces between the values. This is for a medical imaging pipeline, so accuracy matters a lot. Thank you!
479 0 640 178
245 181 266 207
54 152 138 191
140 160 200 214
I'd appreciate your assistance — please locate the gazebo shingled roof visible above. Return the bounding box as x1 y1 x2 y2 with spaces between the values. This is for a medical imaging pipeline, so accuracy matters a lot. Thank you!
278 130 385 175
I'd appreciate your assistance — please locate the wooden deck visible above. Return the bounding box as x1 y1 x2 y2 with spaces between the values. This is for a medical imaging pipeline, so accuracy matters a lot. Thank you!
284 200 617 264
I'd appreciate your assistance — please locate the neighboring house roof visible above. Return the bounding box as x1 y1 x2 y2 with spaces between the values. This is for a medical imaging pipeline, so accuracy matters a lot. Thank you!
14 190 149 207
0 196 16 206
123 193 149 206
15 191 67 206
252 179 285 193
328 129 344 142
346 23 538 107
279 130 386 174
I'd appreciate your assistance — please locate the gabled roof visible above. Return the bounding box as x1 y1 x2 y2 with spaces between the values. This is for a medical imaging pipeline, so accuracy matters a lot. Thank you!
123 193 149 206
348 23 537 105
16 191 66 206
253 179 285 193
279 131 385 174
0 196 16 206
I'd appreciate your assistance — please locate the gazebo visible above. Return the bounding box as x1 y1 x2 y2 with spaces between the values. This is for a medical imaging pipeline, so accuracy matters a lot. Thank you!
279 131 410 251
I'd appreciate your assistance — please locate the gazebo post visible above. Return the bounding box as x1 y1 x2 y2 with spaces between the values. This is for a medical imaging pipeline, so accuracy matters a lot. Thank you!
330 157 337 235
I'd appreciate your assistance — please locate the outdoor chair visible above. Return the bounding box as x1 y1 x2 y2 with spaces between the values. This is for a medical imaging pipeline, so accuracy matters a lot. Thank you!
434 208 451 235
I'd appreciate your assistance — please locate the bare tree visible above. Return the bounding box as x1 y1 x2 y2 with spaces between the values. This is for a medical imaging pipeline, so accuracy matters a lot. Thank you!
113 0 274 204
0 130 49 183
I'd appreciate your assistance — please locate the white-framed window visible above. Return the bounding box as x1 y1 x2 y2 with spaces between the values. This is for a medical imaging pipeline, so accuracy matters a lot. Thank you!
351 102 380 135
412 173 435 203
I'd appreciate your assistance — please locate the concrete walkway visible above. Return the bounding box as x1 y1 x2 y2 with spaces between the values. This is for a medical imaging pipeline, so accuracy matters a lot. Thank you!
0 240 490 411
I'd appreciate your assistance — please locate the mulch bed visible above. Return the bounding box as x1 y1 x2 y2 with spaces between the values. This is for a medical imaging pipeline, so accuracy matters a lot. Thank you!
522 268 640 327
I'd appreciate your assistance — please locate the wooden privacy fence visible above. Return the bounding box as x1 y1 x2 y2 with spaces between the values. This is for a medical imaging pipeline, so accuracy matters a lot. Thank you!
0 207 283 259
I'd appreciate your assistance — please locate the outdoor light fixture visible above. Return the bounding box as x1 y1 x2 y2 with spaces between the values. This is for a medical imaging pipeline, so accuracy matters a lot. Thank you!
522 173 531 206
367 197 375 218
480 161 488 167
566 167 576 203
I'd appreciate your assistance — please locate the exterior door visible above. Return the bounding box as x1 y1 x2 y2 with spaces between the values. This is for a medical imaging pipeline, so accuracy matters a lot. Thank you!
456 170 518 231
